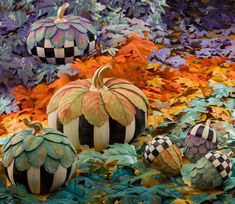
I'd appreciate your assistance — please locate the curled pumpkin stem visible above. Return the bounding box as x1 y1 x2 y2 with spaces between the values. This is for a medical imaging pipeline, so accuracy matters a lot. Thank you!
23 118 45 136
90 64 112 91
55 2 69 23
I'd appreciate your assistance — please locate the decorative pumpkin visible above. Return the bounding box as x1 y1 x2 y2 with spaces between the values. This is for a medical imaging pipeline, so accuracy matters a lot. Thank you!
26 2 97 65
184 120 217 163
47 64 149 151
144 136 182 176
190 151 232 190
2 119 77 195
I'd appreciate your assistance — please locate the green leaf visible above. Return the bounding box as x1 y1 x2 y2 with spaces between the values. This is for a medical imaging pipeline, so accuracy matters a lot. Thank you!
102 144 137 165
181 163 194 181
190 193 217 204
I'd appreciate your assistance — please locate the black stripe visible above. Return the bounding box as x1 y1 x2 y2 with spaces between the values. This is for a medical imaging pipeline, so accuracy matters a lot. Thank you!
133 110 146 139
40 166 54 194
79 115 94 147
109 117 126 144
13 165 30 192
65 166 72 183
56 116 64 133
207 128 214 141
195 125 204 137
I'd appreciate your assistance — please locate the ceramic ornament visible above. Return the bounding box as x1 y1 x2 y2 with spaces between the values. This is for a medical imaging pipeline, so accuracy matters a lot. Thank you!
26 2 97 65
184 120 217 163
144 136 182 176
190 151 232 190
47 64 149 151
2 119 77 195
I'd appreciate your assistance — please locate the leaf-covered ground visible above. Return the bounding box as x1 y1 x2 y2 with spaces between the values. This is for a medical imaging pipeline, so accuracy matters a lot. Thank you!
0 0 235 203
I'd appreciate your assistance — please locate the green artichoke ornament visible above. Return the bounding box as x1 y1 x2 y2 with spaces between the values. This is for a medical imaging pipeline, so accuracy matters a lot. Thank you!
2 119 77 195
26 2 97 65
190 151 232 190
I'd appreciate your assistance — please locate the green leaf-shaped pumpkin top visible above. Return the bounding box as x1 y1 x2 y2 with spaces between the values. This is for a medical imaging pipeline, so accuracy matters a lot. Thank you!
2 119 77 174
47 64 149 127
26 2 97 50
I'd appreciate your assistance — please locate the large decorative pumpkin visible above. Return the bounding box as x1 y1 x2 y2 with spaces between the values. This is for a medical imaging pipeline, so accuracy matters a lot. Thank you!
26 2 97 65
2 119 77 195
47 64 149 151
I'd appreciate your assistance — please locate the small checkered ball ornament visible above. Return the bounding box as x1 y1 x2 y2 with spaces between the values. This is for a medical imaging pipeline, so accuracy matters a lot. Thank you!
144 136 182 176
184 120 217 163
190 151 232 190
26 3 97 65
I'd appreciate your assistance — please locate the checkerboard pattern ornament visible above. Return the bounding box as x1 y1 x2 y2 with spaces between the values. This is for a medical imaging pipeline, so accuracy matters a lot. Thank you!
29 35 96 65
144 136 173 163
189 124 217 143
205 151 232 181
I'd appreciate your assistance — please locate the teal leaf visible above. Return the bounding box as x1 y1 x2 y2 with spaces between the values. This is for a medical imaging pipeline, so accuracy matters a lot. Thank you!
44 156 60 174
224 177 235 191
45 26 57 39
15 152 30 171
189 193 217 204
35 26 46 42
27 144 47 168
102 144 137 165
181 163 194 181
60 145 76 168
65 28 75 41
71 23 87 33
23 135 44 152
74 32 88 50
26 31 36 50
56 23 70 30
44 140 64 160
51 29 65 48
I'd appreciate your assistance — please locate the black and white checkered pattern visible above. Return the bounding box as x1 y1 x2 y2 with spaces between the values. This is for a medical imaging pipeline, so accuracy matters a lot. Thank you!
29 32 96 65
205 151 232 181
144 136 173 163
189 124 217 144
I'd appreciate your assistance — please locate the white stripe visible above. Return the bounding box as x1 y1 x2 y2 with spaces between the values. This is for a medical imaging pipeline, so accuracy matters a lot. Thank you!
50 165 67 193
65 162 76 185
93 121 109 151
212 129 217 143
27 167 40 194
202 125 209 140
64 118 80 148
190 124 200 135
7 160 15 185
145 113 148 128
125 119 135 143
48 111 58 130
88 41 96 52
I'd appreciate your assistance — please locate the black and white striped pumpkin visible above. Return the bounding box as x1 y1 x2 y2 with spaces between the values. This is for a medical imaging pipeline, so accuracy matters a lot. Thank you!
2 119 77 195
47 64 149 151
26 3 97 65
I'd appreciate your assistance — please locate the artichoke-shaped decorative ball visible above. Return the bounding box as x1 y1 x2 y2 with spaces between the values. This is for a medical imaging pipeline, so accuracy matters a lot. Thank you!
144 136 182 176
26 3 97 65
2 119 77 195
184 120 217 163
47 64 149 151
190 151 232 190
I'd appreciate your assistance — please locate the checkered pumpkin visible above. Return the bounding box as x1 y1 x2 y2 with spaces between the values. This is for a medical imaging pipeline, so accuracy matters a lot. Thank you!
26 3 97 65
144 136 182 176
190 151 232 190
184 122 217 163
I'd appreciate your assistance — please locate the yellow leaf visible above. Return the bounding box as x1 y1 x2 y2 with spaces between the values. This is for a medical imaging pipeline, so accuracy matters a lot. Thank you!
146 75 164 88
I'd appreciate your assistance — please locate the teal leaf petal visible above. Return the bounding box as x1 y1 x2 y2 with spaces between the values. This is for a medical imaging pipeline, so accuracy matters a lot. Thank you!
75 31 88 50
80 21 97 34
26 31 36 50
35 26 46 42
27 144 47 168
65 28 75 41
56 23 70 30
15 152 31 171
23 135 44 152
71 23 87 33
51 29 65 48
44 22 55 27
44 140 64 160
44 133 64 143
30 22 43 31
45 26 57 39
2 146 14 167
60 145 76 168
44 156 60 174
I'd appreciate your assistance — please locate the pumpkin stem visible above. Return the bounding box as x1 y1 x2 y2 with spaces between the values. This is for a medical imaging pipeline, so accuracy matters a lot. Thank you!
227 151 235 158
23 118 46 136
206 119 211 126
55 2 69 23
90 64 112 91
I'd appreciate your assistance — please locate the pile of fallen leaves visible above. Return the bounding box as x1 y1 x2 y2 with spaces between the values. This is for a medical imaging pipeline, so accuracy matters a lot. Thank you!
0 0 235 203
